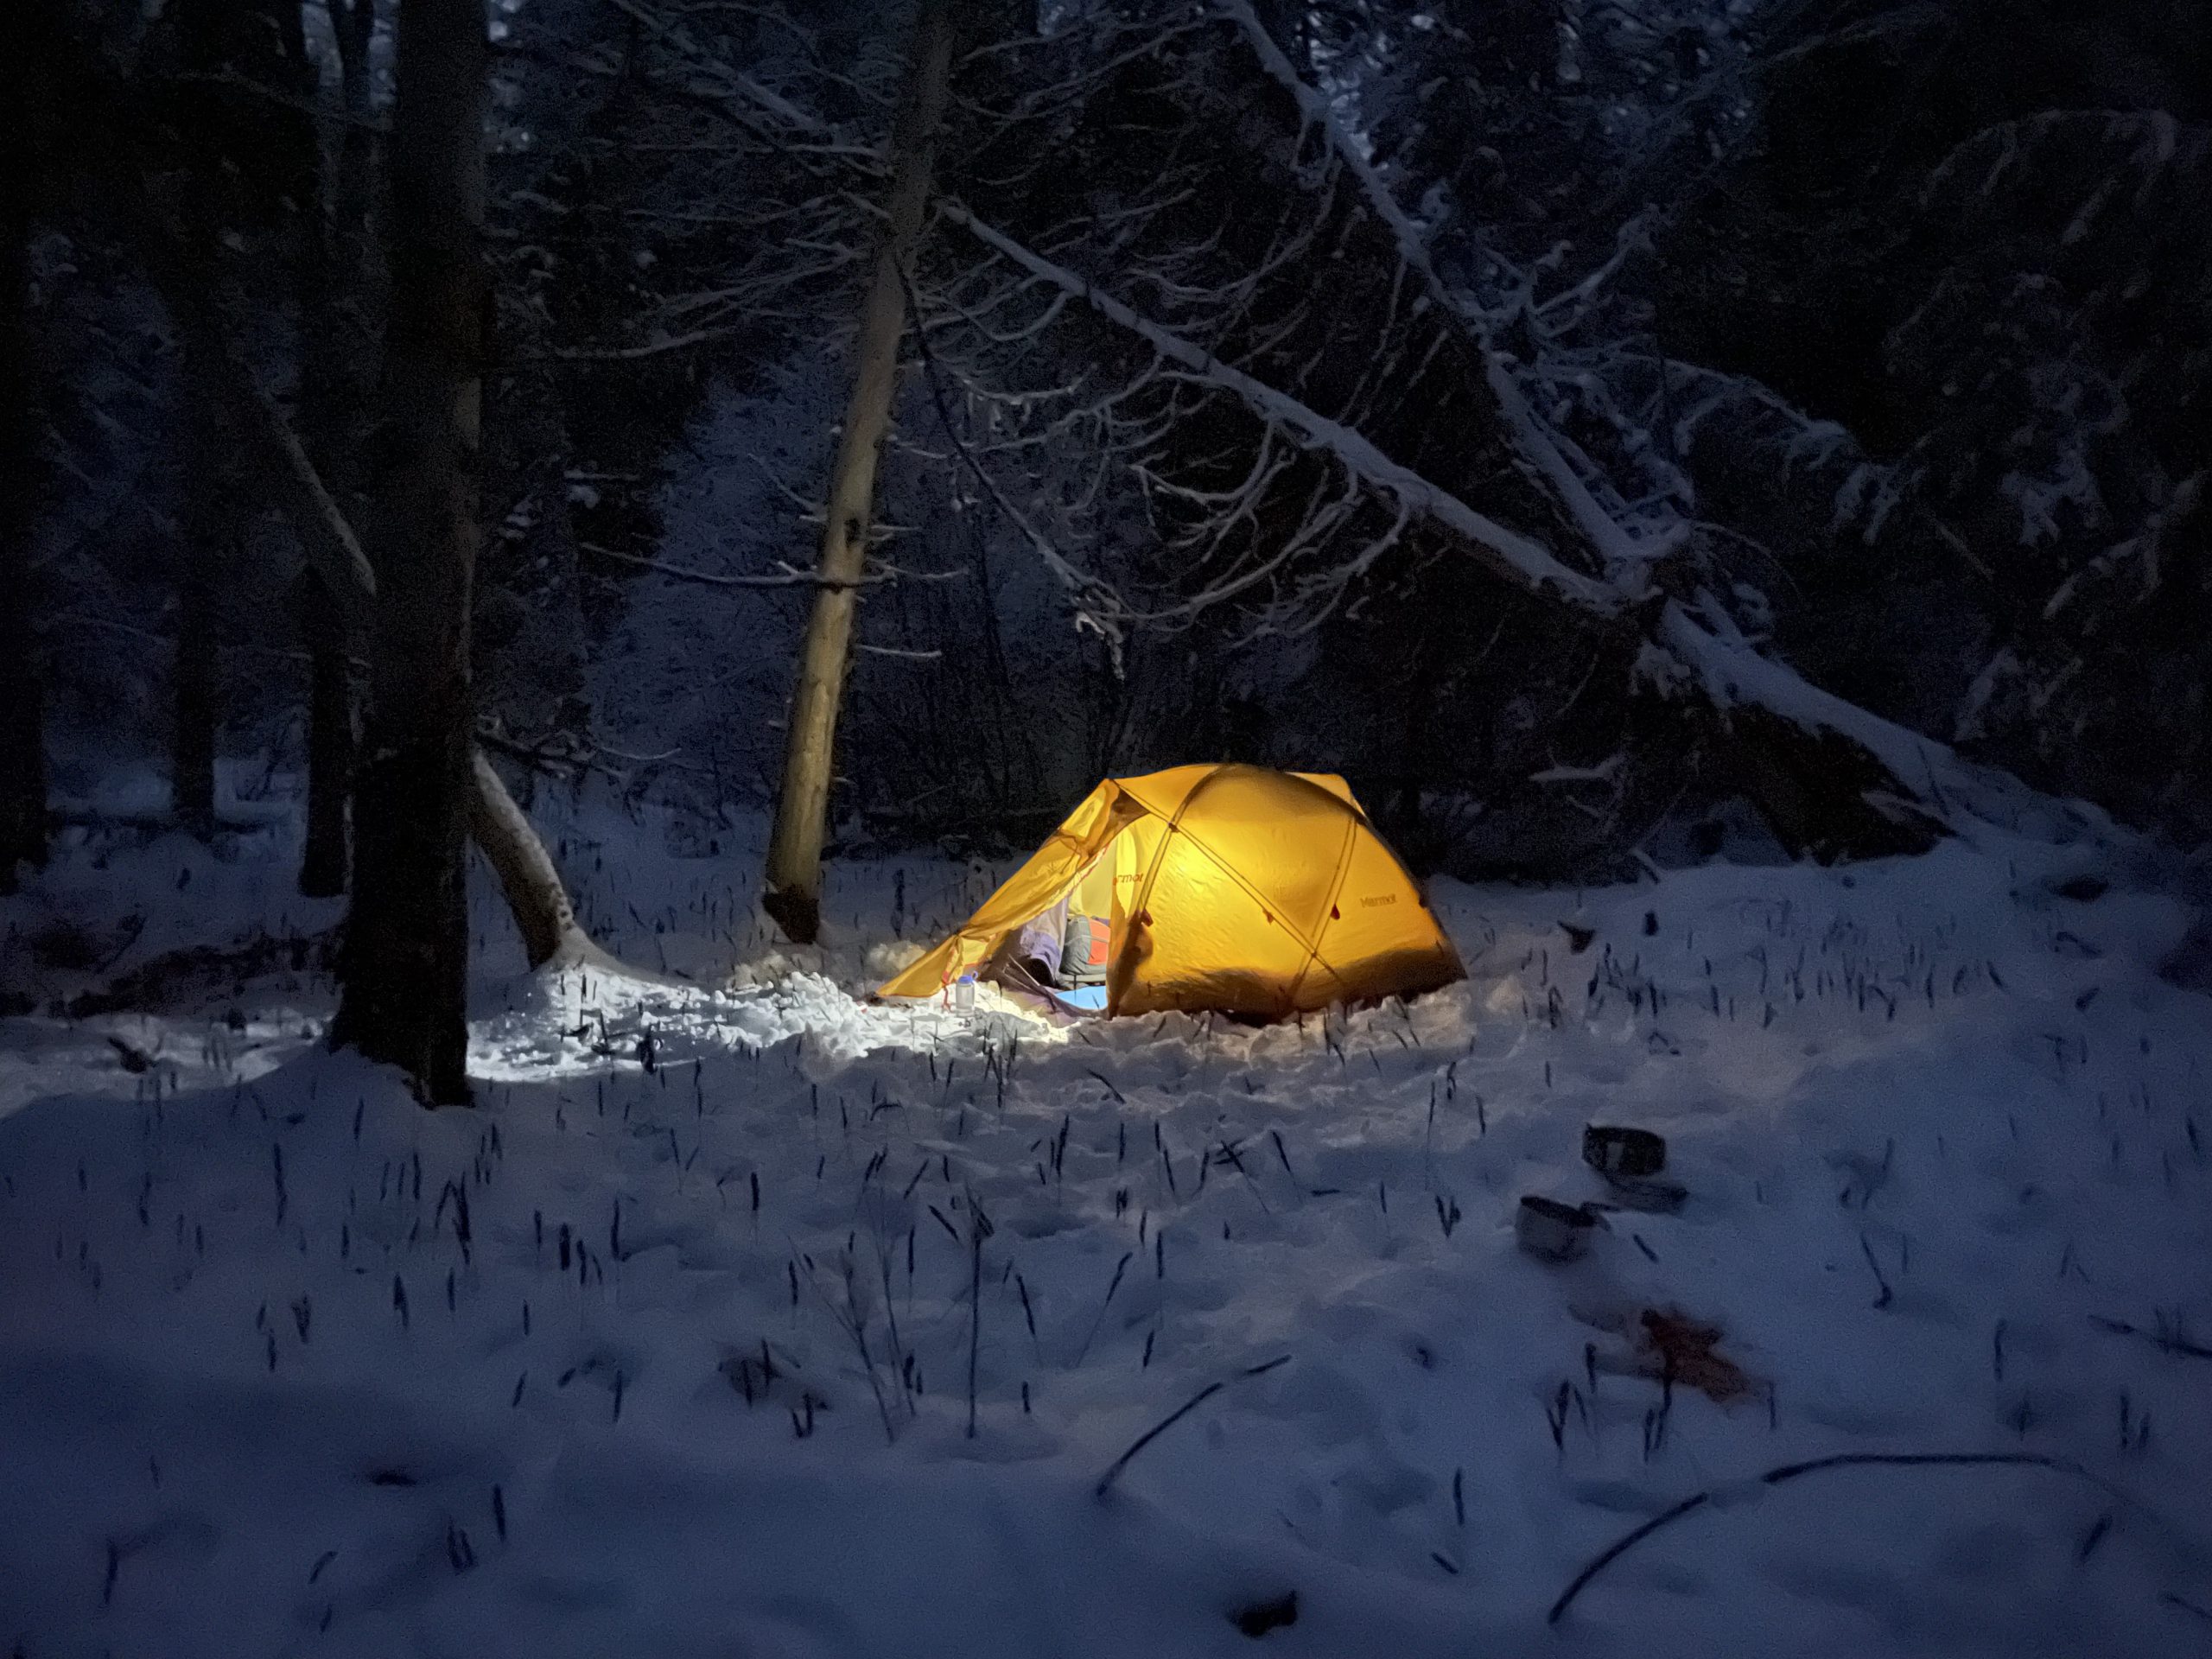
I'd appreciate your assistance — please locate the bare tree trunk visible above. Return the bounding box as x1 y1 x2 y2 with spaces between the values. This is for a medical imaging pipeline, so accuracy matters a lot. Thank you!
170 570 219 831
0 71 46 894
762 0 955 944
334 0 377 237
173 330 230 837
299 580 355 894
137 213 671 996
329 0 486 1106
294 13 365 899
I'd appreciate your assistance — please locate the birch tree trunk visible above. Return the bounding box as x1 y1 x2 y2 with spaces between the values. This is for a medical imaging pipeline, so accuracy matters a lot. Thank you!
329 0 487 1106
466 749 654 976
761 0 955 944
0 69 46 895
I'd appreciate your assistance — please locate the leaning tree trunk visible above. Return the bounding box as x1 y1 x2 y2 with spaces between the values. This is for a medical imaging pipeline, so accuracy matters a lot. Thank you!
761 0 955 944
1218 3 1943 861
466 749 653 976
329 0 487 1106
0 70 46 894
134 195 667 996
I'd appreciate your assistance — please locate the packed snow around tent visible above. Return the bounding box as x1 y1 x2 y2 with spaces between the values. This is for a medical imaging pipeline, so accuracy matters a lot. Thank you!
4 786 2211 1659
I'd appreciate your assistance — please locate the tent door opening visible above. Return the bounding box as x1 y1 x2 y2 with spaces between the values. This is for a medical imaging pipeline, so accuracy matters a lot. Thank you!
988 847 1118 1009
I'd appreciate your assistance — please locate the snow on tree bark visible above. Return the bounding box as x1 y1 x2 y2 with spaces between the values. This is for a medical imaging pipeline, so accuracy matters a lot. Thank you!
1216 1 1945 860
466 749 652 978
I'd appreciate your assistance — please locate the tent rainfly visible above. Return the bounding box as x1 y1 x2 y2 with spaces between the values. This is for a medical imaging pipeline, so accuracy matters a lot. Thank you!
877 764 1465 1020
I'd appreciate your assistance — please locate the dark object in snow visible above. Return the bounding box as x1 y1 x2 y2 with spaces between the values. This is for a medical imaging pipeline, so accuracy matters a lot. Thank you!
2160 905 2212 994
1095 1355 1290 1497
2052 874 2109 903
2077 1510 2113 1563
1230 1591 1298 1637
105 1034 154 1074
1548 1449 2143 1626
1583 1125 1666 1178
1560 922 1596 953
1637 1308 1753 1402
25 915 129 972
65 929 335 1019
2089 1313 2212 1362
1516 1196 1599 1262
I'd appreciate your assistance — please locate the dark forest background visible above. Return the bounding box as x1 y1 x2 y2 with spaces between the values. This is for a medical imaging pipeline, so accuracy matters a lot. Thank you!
6 0 2206 895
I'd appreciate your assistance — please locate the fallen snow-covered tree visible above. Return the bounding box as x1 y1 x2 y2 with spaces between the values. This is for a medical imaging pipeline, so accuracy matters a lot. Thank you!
606 0 1987 859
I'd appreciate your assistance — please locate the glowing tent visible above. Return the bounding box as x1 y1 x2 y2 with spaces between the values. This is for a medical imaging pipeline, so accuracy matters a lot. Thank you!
877 764 1465 1019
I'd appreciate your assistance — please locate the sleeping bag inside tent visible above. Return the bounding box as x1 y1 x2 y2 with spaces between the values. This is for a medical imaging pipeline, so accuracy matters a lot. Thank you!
876 764 1465 1019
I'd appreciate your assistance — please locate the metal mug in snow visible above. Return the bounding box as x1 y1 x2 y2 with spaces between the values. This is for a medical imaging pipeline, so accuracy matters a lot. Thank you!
1582 1125 1666 1178
1516 1195 1598 1262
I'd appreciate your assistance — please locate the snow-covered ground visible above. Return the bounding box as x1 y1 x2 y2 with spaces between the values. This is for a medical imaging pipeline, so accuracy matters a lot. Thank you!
4 788 2211 1658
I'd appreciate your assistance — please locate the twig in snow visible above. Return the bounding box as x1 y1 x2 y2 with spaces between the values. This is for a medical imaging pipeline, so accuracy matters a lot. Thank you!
965 1192 992 1439
1548 1451 2156 1625
1859 1231 1894 1309
1074 1251 1133 1365
2091 1313 2212 1362
1015 1270 1041 1362
1094 1355 1291 1498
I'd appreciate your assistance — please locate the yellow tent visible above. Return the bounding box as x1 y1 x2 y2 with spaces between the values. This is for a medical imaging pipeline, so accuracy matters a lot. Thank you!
877 764 1465 1019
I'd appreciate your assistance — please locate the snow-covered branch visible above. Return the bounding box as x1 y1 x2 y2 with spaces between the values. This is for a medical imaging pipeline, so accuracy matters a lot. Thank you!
941 200 1618 613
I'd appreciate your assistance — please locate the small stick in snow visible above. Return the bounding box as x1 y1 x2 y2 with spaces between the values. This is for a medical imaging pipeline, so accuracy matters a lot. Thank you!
1548 1451 2152 1625
1859 1232 1894 1309
964 1192 992 1440
1074 1251 1134 1366
1094 1355 1290 1499
1016 1271 1041 1362
2091 1314 2212 1362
